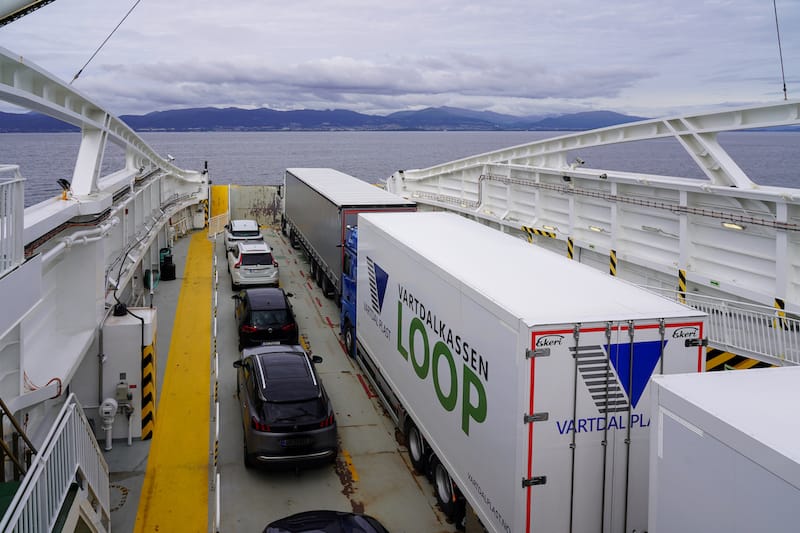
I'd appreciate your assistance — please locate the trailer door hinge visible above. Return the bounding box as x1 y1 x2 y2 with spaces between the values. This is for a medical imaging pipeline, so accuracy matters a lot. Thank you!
522 476 547 487
524 412 549 423
684 338 709 347
526 348 550 359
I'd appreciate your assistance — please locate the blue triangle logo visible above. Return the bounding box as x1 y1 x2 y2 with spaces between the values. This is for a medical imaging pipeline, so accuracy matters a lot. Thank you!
606 340 666 408
374 262 389 313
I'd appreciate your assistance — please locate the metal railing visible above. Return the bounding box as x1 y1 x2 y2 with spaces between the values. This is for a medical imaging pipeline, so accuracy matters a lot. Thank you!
646 288 800 366
0 394 110 533
207 212 229 238
0 168 24 278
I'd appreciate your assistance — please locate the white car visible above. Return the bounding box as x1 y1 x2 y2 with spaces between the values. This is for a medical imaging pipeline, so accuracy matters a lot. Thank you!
224 219 262 251
227 241 279 290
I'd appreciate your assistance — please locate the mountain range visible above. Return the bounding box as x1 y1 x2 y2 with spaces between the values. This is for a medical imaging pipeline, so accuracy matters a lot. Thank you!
0 106 648 133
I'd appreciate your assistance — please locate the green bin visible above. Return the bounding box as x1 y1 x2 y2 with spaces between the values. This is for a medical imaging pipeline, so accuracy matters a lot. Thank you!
159 247 173 266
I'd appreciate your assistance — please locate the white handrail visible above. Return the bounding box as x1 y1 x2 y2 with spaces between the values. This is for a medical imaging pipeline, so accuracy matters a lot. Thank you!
0 394 110 533
0 168 24 278
644 287 799 366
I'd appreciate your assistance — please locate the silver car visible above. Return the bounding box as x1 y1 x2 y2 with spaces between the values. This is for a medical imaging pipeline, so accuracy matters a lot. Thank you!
227 241 279 290
224 219 262 251
234 345 338 469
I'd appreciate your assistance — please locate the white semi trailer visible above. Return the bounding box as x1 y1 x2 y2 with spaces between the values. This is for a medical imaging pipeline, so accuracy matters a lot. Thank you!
281 168 415 300
353 211 707 533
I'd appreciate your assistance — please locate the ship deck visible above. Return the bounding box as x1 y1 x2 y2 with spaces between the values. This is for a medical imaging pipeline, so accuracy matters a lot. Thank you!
104 225 458 532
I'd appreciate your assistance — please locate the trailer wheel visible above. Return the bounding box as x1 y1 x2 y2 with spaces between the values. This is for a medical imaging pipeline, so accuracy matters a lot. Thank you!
316 266 324 288
406 423 427 474
432 457 463 522
310 260 318 280
322 276 333 298
344 324 355 357
289 229 299 249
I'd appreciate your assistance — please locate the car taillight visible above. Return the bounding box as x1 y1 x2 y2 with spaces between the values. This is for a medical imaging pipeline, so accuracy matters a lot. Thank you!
273 260 279 267
234 256 242 269
281 323 296 332
319 413 335 428
241 325 257 333
251 416 270 432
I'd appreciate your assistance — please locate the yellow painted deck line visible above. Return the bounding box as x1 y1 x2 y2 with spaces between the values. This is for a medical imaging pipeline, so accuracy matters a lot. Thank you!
135 232 212 532
341 449 359 482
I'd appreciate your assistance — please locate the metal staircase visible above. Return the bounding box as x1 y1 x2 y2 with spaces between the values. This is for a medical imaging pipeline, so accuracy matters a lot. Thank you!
0 394 110 533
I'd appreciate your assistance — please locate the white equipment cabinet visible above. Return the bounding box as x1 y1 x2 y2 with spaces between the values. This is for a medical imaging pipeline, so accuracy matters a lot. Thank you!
649 367 800 532
73 307 156 444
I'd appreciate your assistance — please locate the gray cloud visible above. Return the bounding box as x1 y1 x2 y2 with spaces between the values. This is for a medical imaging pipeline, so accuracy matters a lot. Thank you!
0 0 797 117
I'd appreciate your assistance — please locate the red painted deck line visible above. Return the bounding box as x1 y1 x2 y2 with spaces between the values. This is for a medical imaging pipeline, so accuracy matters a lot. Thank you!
357 374 377 398
315 297 322 307
325 316 335 329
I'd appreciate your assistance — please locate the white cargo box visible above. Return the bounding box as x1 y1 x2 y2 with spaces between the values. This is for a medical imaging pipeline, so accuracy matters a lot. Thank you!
649 367 800 532
356 211 707 533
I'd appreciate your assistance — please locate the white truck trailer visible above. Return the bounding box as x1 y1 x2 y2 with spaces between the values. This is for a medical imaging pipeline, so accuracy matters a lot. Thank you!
281 168 415 299
648 367 800 532
354 211 708 533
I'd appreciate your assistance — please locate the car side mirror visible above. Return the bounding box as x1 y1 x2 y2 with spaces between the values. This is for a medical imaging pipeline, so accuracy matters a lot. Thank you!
286 292 294 298
231 294 240 300
233 360 243 368
312 355 323 364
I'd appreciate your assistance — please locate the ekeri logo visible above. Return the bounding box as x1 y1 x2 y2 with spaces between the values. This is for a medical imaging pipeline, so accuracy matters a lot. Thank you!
573 340 666 412
367 256 389 314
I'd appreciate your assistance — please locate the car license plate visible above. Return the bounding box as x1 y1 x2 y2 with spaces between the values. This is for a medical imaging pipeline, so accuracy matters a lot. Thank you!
280 437 312 447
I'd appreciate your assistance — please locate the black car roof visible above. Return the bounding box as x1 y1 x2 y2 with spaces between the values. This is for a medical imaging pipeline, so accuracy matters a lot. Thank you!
242 343 305 357
253 352 320 402
244 287 288 310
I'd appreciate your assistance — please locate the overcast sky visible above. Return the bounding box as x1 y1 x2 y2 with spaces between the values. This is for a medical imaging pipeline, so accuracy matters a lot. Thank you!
1 0 798 118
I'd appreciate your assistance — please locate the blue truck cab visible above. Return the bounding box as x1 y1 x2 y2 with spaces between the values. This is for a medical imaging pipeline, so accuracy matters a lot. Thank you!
340 225 359 356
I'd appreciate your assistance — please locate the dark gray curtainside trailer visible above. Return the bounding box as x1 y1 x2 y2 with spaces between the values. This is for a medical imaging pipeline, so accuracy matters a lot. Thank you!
281 168 416 299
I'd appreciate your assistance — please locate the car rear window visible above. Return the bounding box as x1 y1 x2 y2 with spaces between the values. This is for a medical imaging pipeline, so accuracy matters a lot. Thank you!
232 229 261 238
250 309 289 327
241 252 273 266
263 398 326 419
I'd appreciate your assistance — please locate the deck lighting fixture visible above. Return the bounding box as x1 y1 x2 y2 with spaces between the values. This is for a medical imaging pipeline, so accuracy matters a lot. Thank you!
542 224 557 231
569 157 585 169
642 225 678 238
722 221 745 231
589 225 605 233
56 178 71 200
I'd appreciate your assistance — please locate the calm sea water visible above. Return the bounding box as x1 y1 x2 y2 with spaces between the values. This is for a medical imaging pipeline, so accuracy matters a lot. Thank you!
1 130 798 207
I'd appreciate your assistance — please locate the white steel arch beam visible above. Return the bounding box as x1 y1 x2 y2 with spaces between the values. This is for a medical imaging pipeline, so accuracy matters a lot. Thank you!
389 101 800 190
0 46 194 195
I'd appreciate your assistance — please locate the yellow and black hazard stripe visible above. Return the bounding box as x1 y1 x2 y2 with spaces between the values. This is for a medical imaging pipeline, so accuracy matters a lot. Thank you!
774 297 787 330
705 347 774 372
567 237 574 260
609 249 617 276
141 344 156 439
678 269 687 304
200 198 209 228
521 226 557 243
